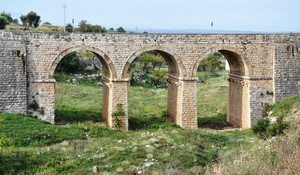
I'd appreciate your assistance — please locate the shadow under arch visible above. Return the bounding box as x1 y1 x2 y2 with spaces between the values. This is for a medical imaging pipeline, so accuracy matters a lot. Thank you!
122 46 186 79
49 45 117 124
49 45 117 80
194 46 252 129
122 46 187 128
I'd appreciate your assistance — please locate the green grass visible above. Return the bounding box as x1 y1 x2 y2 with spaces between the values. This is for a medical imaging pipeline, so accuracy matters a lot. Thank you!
0 112 254 174
267 94 300 117
197 71 229 128
252 94 300 138
5 23 64 32
0 71 258 174
128 87 167 130
55 83 103 123
0 113 118 147
54 71 229 128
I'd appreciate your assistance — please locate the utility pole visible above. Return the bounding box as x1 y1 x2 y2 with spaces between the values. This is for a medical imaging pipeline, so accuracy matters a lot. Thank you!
62 4 67 32
72 18 74 32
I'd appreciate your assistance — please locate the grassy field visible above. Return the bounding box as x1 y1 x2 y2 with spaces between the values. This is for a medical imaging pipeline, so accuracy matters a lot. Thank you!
55 71 229 129
197 72 228 128
0 113 253 174
0 72 258 174
2 73 298 174
55 83 103 124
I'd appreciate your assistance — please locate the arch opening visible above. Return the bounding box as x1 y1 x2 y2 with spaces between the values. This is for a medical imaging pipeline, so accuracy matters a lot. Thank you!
196 48 250 129
125 49 182 130
51 48 114 124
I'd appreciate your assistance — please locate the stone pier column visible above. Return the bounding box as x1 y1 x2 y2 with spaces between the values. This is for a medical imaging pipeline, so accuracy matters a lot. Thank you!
28 79 56 123
180 78 198 128
101 77 112 126
228 75 274 128
167 76 198 128
110 79 129 130
227 75 250 128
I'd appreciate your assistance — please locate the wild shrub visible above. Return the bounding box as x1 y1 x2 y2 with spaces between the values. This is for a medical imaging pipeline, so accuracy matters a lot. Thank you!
55 52 80 73
252 117 270 138
267 115 289 136
252 116 289 139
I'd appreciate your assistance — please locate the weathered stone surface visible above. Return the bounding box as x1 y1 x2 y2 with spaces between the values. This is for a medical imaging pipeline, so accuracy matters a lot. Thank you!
0 31 299 130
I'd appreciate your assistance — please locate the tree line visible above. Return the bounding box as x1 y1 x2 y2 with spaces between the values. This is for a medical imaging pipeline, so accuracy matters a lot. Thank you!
0 11 126 33
66 20 126 33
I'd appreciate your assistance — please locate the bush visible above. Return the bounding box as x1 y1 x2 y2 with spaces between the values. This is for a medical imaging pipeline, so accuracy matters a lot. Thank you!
252 118 270 138
55 52 80 73
267 115 288 136
252 115 289 139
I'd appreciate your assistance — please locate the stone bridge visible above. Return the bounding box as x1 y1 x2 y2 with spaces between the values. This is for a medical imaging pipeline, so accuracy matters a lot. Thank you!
0 31 299 130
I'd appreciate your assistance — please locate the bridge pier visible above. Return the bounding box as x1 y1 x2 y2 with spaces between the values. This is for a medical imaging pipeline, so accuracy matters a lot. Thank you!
169 77 198 128
28 79 56 124
227 75 250 128
109 79 129 130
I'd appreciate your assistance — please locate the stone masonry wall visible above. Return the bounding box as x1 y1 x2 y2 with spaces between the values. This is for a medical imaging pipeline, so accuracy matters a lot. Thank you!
249 79 273 125
274 44 300 101
0 34 27 115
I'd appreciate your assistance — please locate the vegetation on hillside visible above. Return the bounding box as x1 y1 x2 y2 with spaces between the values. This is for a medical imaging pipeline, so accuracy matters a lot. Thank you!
0 10 127 34
129 51 168 88
205 94 300 175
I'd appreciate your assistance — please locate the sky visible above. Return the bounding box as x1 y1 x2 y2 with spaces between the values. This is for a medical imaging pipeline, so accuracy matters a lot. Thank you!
1 0 300 33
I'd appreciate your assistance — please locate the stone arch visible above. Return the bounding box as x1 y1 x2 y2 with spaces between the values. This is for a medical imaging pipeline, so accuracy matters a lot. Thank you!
48 45 116 124
121 46 187 128
122 46 186 79
192 46 252 77
194 46 251 128
49 45 117 79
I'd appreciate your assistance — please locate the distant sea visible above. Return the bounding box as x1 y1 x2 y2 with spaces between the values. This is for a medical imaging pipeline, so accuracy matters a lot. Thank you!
125 28 297 34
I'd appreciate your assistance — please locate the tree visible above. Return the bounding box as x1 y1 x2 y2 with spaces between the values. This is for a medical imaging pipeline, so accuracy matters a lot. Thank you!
55 52 80 73
0 16 9 29
128 51 168 88
0 12 13 23
65 23 73 32
42 22 52 26
108 28 114 32
116 27 126 33
20 15 27 27
198 52 225 72
77 20 107 33
137 52 164 73
12 18 19 24
0 12 13 29
20 11 41 28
